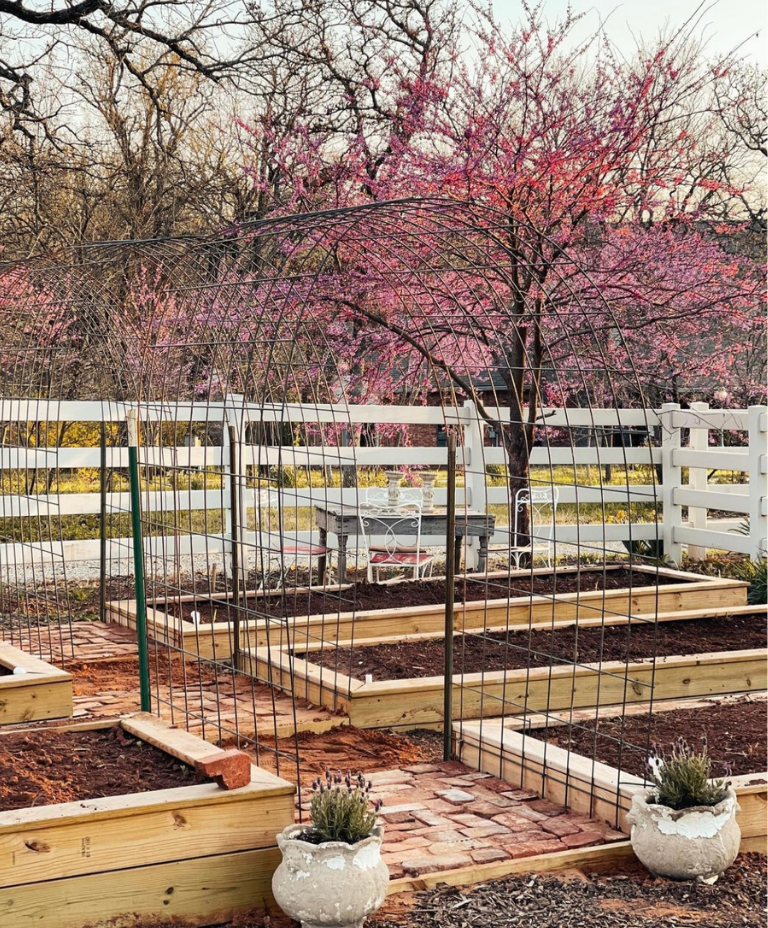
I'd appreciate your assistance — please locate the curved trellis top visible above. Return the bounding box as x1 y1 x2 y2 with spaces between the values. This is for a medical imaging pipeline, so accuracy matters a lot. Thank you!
0 198 650 427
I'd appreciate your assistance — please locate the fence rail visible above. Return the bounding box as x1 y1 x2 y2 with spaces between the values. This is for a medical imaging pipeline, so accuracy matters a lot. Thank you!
0 400 764 574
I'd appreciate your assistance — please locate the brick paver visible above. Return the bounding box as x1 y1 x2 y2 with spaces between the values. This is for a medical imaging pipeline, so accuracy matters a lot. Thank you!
4 622 627 879
366 762 625 879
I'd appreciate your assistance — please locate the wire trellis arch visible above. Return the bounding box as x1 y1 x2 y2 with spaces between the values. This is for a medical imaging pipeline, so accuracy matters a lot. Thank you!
0 197 681 813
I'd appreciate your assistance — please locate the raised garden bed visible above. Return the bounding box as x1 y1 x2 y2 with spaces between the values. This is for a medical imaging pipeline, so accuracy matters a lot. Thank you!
301 612 767 680
0 640 72 724
0 713 295 928
458 694 768 852
107 565 748 662
248 604 767 728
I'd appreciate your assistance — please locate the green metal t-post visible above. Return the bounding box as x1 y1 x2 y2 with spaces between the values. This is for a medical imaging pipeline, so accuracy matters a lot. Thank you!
443 431 457 762
127 409 151 712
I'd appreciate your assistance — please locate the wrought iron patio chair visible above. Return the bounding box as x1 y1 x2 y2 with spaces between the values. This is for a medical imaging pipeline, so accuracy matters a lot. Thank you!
358 500 435 582
509 486 560 569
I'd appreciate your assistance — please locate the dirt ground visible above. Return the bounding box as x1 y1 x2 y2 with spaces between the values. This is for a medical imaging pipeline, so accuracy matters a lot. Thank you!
160 568 681 624
541 696 768 779
302 611 766 680
0 726 205 811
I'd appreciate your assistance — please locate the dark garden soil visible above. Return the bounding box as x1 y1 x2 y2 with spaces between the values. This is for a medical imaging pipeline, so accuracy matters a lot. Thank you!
538 697 768 779
76 853 768 928
160 568 685 624
0 726 207 811
298 611 766 681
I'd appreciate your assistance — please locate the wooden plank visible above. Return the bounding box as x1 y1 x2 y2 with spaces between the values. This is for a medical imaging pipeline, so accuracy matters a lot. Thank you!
342 651 767 729
0 643 73 724
387 841 635 895
0 680 73 724
129 570 748 660
459 708 768 841
0 790 293 888
0 846 281 928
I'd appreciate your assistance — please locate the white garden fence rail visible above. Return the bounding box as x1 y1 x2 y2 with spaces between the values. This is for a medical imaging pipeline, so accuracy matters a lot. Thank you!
0 399 764 579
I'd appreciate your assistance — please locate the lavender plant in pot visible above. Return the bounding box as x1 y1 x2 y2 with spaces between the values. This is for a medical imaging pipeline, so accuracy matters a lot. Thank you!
272 770 388 928
627 737 740 883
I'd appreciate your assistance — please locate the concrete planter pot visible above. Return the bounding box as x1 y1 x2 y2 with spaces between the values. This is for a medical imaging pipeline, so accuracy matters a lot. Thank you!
272 824 389 928
627 788 741 882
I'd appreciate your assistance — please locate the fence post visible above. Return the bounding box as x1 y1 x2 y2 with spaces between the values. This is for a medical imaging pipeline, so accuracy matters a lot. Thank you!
660 403 683 566
461 401 485 570
748 405 767 561
223 394 245 580
687 402 709 560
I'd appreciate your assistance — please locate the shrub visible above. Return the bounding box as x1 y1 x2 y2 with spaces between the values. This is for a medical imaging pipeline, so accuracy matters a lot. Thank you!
647 738 730 811
306 770 382 844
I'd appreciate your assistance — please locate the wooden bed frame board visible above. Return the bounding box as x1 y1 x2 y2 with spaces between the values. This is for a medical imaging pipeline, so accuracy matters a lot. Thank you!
249 630 768 728
0 641 73 724
456 693 767 850
0 713 296 928
107 566 748 662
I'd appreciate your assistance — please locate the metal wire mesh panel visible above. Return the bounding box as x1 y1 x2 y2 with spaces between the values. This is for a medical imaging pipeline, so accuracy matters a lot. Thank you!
0 197 730 808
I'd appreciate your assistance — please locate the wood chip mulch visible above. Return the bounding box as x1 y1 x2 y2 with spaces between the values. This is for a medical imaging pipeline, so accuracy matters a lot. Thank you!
370 853 767 928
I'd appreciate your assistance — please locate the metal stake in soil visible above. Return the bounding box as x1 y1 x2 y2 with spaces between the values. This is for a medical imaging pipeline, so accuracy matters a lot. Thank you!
228 425 241 672
99 420 108 625
444 431 457 762
127 409 151 712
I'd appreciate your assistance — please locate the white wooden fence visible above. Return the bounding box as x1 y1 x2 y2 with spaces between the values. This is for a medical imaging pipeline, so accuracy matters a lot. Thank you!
0 398 764 577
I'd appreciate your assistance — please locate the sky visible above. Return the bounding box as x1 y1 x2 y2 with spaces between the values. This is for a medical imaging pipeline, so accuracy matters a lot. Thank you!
491 0 768 66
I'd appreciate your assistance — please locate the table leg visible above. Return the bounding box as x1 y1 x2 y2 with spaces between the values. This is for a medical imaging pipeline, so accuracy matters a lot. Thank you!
338 534 348 584
318 527 328 585
478 534 488 574
453 535 463 574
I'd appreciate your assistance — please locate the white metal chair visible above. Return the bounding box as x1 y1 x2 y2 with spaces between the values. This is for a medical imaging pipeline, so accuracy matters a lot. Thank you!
358 501 435 582
254 488 332 586
509 486 560 568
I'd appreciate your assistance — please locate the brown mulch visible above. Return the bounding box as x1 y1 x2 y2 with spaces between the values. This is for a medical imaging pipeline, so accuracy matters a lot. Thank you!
538 697 768 779
0 726 206 811
369 854 768 928
83 853 767 927
160 568 683 624
300 612 766 681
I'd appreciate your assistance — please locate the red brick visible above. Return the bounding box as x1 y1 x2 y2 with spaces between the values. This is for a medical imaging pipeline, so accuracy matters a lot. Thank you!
540 817 582 837
508 839 563 858
195 749 252 790
560 831 605 849
402 852 472 875
478 776 514 793
528 799 568 816
500 788 540 801
434 761 470 775
494 829 549 846
470 847 511 864
464 799 516 818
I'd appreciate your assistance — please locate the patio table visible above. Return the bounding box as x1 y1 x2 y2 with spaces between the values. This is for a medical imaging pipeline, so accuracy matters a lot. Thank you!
314 504 496 583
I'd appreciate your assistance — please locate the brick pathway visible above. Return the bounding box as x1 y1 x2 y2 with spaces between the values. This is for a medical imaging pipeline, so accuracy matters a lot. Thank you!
5 621 627 878
2 621 139 663
3 621 345 739
308 762 625 879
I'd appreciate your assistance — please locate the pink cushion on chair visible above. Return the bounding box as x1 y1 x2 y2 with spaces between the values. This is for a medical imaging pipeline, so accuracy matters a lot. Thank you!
280 544 329 556
369 551 431 566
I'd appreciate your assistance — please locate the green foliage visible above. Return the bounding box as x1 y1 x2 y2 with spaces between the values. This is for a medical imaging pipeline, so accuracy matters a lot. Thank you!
683 554 767 606
647 738 730 811
308 770 382 844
